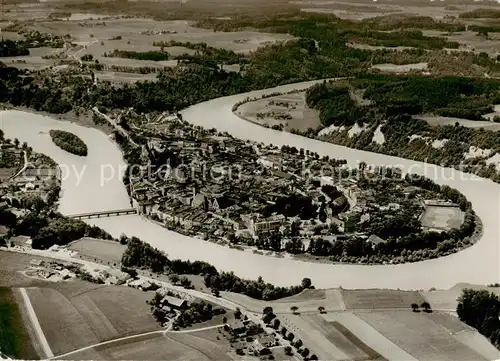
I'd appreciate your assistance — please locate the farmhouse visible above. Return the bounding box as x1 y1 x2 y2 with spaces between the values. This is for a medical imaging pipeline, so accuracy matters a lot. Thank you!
368 234 386 246
29 259 44 267
161 295 187 310
229 320 247 336
252 334 277 353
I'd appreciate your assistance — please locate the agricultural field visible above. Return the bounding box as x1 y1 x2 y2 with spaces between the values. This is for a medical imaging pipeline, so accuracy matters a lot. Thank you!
371 62 428 74
280 311 388 360
416 115 500 131
293 0 500 21
300 313 384 360
3 16 292 75
58 330 232 360
93 71 158 84
222 288 345 313
68 238 126 265
0 287 38 360
341 289 426 310
420 205 465 231
25 282 161 356
355 310 493 361
234 92 320 132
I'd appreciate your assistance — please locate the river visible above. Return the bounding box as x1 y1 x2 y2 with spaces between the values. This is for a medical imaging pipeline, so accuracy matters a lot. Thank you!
1 81 499 289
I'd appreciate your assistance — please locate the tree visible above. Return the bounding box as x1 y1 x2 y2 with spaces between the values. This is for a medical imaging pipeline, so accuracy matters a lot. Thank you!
234 307 242 319
290 305 299 314
147 292 162 310
222 316 227 324
272 318 280 329
263 306 273 315
457 289 500 330
287 332 294 341
168 273 180 284
281 326 287 336
310 354 318 360
262 311 275 324
318 306 325 314
302 348 310 357
421 301 432 313
284 346 293 355
212 287 220 297
411 303 419 312
294 339 303 348
179 276 192 288
301 277 312 289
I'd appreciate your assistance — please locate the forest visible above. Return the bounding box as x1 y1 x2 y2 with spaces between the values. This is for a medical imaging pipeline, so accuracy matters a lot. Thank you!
14 211 112 249
307 75 500 125
359 75 500 120
459 8 500 19
0 40 29 57
153 40 247 65
104 50 171 62
1 11 499 116
344 29 459 50
49 130 88 156
457 288 500 349
303 76 500 187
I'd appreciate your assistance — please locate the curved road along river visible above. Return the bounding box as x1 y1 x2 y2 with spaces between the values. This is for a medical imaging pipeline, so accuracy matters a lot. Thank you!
1 80 499 289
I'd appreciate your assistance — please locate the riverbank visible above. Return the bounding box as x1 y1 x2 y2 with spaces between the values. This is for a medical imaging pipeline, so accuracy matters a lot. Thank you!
9 105 113 135
1 81 499 289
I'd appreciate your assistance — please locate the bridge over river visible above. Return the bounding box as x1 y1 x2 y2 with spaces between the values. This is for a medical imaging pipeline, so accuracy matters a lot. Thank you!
67 208 137 220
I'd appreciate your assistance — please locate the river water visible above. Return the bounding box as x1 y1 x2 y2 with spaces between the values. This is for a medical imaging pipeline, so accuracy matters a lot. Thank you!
1 81 499 289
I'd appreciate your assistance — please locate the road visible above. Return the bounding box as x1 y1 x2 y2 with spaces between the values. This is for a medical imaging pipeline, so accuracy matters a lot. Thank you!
92 107 138 147
166 324 224 333
19 288 54 359
11 150 28 179
6 246 300 360
51 324 225 360
49 329 165 360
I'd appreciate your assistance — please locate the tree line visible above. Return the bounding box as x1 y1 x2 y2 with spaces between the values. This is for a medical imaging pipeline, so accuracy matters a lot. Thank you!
0 40 29 57
121 237 312 300
457 288 500 349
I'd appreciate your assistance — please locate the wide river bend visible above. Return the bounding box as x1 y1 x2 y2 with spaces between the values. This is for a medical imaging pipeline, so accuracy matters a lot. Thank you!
1 80 499 289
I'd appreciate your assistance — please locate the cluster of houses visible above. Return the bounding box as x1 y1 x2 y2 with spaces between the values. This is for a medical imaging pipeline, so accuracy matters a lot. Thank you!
0 143 60 206
25 259 78 282
123 112 446 253
228 319 278 355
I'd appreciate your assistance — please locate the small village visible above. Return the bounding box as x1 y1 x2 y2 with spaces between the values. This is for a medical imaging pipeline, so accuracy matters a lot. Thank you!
0 136 61 240
117 111 466 261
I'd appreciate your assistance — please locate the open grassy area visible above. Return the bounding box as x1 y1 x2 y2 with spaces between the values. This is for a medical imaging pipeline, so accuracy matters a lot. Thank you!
356 310 489 361
235 92 320 132
26 283 160 355
68 238 126 265
0 287 38 359
342 289 426 310
59 331 232 360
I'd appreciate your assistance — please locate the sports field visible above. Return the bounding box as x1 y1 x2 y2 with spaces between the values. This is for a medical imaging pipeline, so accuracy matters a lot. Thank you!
420 206 464 230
